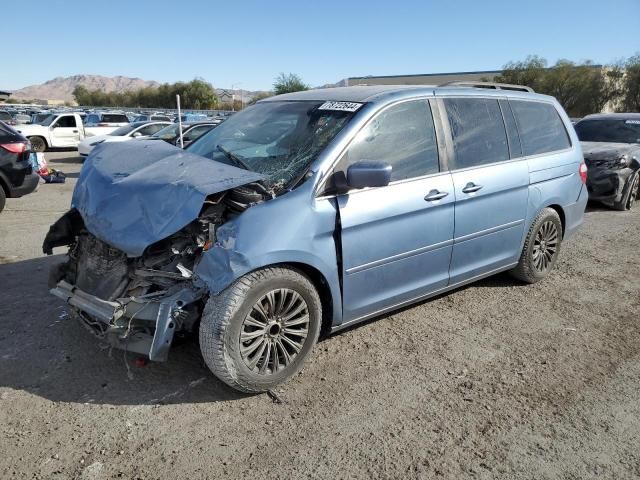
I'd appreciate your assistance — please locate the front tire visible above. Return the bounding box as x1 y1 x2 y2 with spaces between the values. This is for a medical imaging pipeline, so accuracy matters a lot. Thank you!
613 171 639 211
0 187 6 213
510 208 563 284
199 267 322 393
29 136 47 152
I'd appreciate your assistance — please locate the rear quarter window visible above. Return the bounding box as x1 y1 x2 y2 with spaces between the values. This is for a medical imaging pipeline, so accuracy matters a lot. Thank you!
509 100 570 156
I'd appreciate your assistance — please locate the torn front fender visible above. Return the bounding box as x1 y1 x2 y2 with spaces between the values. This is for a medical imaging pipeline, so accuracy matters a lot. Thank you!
72 140 265 257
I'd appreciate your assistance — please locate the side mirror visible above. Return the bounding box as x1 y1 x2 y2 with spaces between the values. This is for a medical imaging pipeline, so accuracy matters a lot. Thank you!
132 132 142 138
346 161 392 189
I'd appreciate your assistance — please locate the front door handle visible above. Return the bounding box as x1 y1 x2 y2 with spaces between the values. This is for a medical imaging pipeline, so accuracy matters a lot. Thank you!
424 190 449 201
72 130 78 133
462 182 483 194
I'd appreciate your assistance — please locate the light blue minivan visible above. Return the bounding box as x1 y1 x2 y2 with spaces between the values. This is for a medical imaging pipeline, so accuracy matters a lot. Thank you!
45 84 588 392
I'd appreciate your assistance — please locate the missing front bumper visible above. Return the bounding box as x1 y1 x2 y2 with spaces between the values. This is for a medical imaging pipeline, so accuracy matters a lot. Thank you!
50 280 203 361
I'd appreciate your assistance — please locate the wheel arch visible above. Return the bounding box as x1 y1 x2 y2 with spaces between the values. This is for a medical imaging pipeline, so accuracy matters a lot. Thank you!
28 135 48 150
545 203 566 238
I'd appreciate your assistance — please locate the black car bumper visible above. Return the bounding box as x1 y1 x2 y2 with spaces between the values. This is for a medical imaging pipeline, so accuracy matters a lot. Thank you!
7 172 39 198
586 167 635 205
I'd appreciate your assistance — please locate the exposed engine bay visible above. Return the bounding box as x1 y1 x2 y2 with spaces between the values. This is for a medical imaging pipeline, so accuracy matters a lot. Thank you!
44 182 272 360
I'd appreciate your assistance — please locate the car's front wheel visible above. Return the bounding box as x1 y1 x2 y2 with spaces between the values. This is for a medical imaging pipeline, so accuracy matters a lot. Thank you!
199 267 322 393
29 136 47 152
510 208 563 284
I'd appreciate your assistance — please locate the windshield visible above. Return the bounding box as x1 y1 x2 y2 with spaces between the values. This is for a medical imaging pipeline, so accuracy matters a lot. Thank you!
152 123 181 140
575 119 640 144
36 114 56 126
186 101 356 189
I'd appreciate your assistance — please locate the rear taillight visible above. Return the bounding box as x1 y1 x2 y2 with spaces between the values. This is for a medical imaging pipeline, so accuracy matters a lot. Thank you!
0 142 27 154
579 162 588 184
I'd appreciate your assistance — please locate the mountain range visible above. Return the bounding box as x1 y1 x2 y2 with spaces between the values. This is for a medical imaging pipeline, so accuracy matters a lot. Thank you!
8 74 346 103
9 75 280 103
10 75 161 102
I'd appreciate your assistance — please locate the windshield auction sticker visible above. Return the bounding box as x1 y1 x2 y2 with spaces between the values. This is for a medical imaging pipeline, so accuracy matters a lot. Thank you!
318 101 363 112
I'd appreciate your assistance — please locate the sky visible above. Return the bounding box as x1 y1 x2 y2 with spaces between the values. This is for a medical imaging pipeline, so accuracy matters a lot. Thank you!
2 0 639 92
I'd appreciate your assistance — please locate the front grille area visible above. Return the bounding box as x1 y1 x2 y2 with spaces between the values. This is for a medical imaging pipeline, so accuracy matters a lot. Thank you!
74 234 130 300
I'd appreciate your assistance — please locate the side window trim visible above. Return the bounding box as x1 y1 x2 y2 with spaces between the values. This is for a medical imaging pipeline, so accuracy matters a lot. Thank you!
498 98 523 160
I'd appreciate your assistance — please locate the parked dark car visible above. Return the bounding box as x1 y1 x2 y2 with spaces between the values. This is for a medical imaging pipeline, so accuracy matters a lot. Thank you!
575 113 640 210
0 121 39 213
149 121 220 148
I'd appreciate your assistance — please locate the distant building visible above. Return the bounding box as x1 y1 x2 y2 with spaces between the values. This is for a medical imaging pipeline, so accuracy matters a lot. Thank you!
347 70 502 87
0 90 11 102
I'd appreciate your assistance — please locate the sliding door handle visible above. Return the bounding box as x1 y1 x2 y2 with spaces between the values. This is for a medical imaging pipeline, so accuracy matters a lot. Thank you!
424 190 449 201
462 182 483 194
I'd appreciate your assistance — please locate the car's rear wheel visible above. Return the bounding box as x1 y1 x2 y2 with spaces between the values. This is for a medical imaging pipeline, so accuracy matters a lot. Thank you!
510 208 563 284
613 171 639 211
199 267 321 393
0 187 6 213
29 136 47 152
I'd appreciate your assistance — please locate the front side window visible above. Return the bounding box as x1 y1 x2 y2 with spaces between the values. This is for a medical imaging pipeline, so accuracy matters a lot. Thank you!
338 100 439 182
54 116 77 128
575 119 640 144
187 101 355 191
444 98 509 170
138 123 167 136
152 123 181 140
183 124 213 142
510 100 570 155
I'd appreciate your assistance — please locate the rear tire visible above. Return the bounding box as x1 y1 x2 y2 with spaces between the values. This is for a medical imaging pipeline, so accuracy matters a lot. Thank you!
613 171 639 211
199 267 322 393
29 136 47 152
510 208 563 284
0 187 6 213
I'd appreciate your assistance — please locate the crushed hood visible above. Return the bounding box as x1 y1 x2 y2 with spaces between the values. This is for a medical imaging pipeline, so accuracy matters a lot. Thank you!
581 141 640 162
72 140 265 257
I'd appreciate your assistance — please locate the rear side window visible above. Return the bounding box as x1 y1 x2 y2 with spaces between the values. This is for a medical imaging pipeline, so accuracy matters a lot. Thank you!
102 114 129 123
444 98 509 169
509 100 570 155
340 100 439 182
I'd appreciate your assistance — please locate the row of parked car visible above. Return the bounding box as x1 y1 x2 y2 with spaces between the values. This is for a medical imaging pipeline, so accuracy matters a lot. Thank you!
0 106 231 127
34 83 640 394
6 110 225 152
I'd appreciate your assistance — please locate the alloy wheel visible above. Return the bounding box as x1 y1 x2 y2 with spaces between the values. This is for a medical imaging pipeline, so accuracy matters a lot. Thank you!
239 288 310 375
532 220 559 272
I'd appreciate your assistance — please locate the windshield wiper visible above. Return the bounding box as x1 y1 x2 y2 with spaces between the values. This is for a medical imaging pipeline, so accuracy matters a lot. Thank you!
217 144 251 171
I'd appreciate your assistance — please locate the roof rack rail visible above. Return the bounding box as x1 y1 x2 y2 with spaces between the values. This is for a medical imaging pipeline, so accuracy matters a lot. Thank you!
438 81 534 93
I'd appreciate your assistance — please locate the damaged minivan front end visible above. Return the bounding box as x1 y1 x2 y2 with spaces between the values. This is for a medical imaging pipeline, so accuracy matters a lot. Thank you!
44 140 270 360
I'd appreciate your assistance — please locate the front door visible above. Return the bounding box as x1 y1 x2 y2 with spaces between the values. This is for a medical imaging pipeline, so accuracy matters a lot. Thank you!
439 96 529 284
50 115 80 147
335 99 455 322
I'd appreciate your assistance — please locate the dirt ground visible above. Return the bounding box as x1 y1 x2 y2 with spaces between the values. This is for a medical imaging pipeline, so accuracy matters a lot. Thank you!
1 151 639 480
